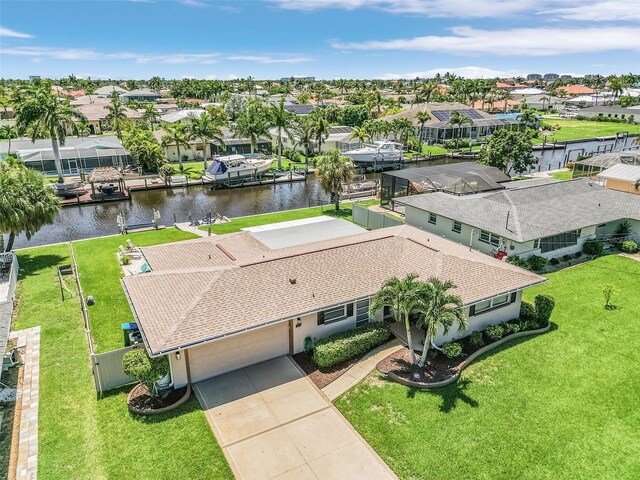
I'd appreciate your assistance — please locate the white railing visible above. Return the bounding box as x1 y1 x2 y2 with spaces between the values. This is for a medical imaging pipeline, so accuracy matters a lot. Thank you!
0 252 18 304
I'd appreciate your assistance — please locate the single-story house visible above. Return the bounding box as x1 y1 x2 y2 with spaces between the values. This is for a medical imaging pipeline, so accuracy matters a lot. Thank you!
120 88 161 103
558 85 596 97
382 103 520 143
573 151 640 178
597 164 640 194
121 225 545 385
577 106 639 123
71 99 144 135
160 109 206 124
396 178 640 259
276 125 360 154
94 85 128 96
283 104 316 116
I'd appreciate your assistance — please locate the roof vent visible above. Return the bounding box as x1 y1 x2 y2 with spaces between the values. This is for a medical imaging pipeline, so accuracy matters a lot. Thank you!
289 278 297 285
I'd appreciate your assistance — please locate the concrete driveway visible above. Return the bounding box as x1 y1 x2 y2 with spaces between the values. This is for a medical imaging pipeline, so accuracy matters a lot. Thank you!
194 356 396 480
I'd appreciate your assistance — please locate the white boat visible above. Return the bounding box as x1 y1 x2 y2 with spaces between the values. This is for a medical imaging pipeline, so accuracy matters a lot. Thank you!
204 154 274 182
343 141 404 165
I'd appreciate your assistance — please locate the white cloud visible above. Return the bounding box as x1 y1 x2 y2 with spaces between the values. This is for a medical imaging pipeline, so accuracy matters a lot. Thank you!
226 54 313 64
0 27 34 38
541 1 640 21
269 0 537 18
377 66 527 79
180 0 210 7
331 26 640 56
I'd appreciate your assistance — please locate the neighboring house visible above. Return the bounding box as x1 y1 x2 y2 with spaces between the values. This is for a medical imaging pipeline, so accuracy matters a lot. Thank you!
396 178 640 259
121 224 545 385
558 85 596 97
94 85 128 96
573 151 640 178
160 109 206 124
283 104 315 116
72 100 144 135
511 88 547 95
120 88 161 103
277 125 359 153
382 103 519 143
577 106 639 123
597 164 640 194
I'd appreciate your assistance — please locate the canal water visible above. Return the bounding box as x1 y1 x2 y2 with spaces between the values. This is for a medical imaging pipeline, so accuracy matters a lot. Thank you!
12 136 639 249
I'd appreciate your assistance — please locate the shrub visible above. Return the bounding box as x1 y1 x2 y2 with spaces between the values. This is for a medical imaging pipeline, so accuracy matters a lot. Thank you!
583 240 604 256
518 319 538 331
562 255 571 262
469 331 485 347
503 322 521 335
159 163 174 178
120 254 131 266
527 255 548 271
520 300 536 323
534 294 556 326
506 255 530 269
122 348 169 397
441 342 463 359
485 324 505 341
614 220 632 241
549 258 560 266
602 284 616 310
574 251 582 259
312 323 390 369
621 240 638 254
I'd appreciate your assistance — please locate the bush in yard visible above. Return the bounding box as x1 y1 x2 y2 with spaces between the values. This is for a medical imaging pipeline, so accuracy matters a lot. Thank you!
506 255 530 269
574 251 582 259
519 300 536 323
527 255 548 271
122 348 169 398
441 342 463 359
583 240 604 256
485 324 505 341
549 258 560 266
562 255 571 262
469 331 485 347
120 254 131 266
534 294 556 327
503 321 521 335
312 323 390 369
621 240 638 254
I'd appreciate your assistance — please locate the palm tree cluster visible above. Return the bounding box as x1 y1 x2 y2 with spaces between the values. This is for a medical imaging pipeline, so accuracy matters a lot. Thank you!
370 274 468 367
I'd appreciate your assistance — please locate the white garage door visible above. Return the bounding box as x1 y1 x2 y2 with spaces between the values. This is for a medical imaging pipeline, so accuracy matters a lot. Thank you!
188 322 290 383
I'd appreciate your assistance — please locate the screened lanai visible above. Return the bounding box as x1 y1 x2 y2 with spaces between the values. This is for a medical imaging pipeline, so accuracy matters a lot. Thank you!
380 162 511 206
16 144 132 175
572 151 640 178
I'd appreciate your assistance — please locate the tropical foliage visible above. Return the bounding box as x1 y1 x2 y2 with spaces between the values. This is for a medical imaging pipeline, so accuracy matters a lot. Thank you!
315 149 354 210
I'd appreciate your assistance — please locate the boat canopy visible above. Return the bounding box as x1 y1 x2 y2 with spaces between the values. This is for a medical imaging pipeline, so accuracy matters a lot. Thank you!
206 159 228 176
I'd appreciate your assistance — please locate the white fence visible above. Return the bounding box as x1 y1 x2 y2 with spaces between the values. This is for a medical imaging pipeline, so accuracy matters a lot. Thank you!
92 346 137 393
352 204 404 230
1 252 19 353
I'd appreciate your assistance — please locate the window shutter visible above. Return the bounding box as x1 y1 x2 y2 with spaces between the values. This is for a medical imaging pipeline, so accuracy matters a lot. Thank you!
469 305 476 317
510 292 517 303
317 311 325 325
346 303 354 317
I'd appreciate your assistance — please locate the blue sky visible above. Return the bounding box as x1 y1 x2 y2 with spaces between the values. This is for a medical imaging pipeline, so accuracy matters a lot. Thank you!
1 0 639 80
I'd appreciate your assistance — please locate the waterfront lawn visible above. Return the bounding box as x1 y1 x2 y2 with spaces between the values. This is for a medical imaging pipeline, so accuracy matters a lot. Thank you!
12 244 232 480
335 255 640 480
171 161 205 179
551 170 574 180
201 199 380 235
72 228 199 353
533 118 640 143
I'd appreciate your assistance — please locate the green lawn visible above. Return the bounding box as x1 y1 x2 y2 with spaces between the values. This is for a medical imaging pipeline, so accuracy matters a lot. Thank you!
533 118 640 143
72 228 199 353
200 199 381 235
551 170 574 180
335 255 640 480
12 243 232 480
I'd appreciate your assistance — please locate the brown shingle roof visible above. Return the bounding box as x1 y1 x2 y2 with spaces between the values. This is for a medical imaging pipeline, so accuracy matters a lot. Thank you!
123 226 545 355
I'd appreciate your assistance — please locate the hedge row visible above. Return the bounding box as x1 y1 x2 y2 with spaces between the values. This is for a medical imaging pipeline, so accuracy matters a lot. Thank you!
312 323 390 369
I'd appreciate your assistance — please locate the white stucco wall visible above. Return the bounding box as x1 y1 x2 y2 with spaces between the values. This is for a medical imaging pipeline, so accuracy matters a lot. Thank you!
163 144 205 163
169 351 189 388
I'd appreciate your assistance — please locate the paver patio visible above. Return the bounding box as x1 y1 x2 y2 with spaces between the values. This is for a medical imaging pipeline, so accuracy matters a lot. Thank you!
194 356 397 480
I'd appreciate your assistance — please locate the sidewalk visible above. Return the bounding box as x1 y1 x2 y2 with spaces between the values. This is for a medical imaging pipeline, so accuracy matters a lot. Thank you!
174 222 212 238
322 339 402 401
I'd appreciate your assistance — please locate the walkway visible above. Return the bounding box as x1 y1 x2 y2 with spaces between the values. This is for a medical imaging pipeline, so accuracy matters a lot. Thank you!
174 222 211 238
194 356 397 480
321 339 402 401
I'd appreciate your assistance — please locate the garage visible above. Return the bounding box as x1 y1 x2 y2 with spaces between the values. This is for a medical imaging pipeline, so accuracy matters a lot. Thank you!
188 322 290 383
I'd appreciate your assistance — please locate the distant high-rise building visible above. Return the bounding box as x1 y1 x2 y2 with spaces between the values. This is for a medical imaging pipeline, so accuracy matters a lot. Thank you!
280 76 315 82
527 73 542 80
560 74 573 80
543 73 559 81
29 75 41 80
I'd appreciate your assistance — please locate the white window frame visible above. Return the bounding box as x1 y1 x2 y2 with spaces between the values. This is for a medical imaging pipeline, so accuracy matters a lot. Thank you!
322 305 348 324
355 299 370 327
428 213 437 225
452 221 462 234
471 292 515 316
479 230 500 247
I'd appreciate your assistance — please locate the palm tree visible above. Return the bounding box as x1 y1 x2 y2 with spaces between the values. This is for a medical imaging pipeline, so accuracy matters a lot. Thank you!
232 100 271 155
315 149 354 211
188 112 225 167
269 98 295 170
143 103 159 131
292 116 315 162
369 274 425 366
368 89 384 118
416 278 467 367
106 92 127 139
0 125 19 156
310 111 330 155
13 85 87 183
499 90 513 113
74 119 91 138
447 111 473 148
416 111 431 152
517 109 538 128
349 125 370 145
161 122 190 170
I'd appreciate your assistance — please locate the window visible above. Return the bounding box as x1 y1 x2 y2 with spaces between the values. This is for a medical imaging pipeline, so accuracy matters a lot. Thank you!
533 239 541 249
428 213 437 225
356 299 370 327
479 230 500 247
539 230 579 253
469 292 517 316
452 221 462 234
317 303 354 325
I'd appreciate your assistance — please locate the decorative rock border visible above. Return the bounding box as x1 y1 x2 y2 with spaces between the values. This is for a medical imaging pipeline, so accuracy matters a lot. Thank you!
381 322 551 389
127 383 192 415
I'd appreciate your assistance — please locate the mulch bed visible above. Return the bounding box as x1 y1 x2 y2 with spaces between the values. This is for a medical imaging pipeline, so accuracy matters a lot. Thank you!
377 347 461 383
292 351 367 389
128 384 189 414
